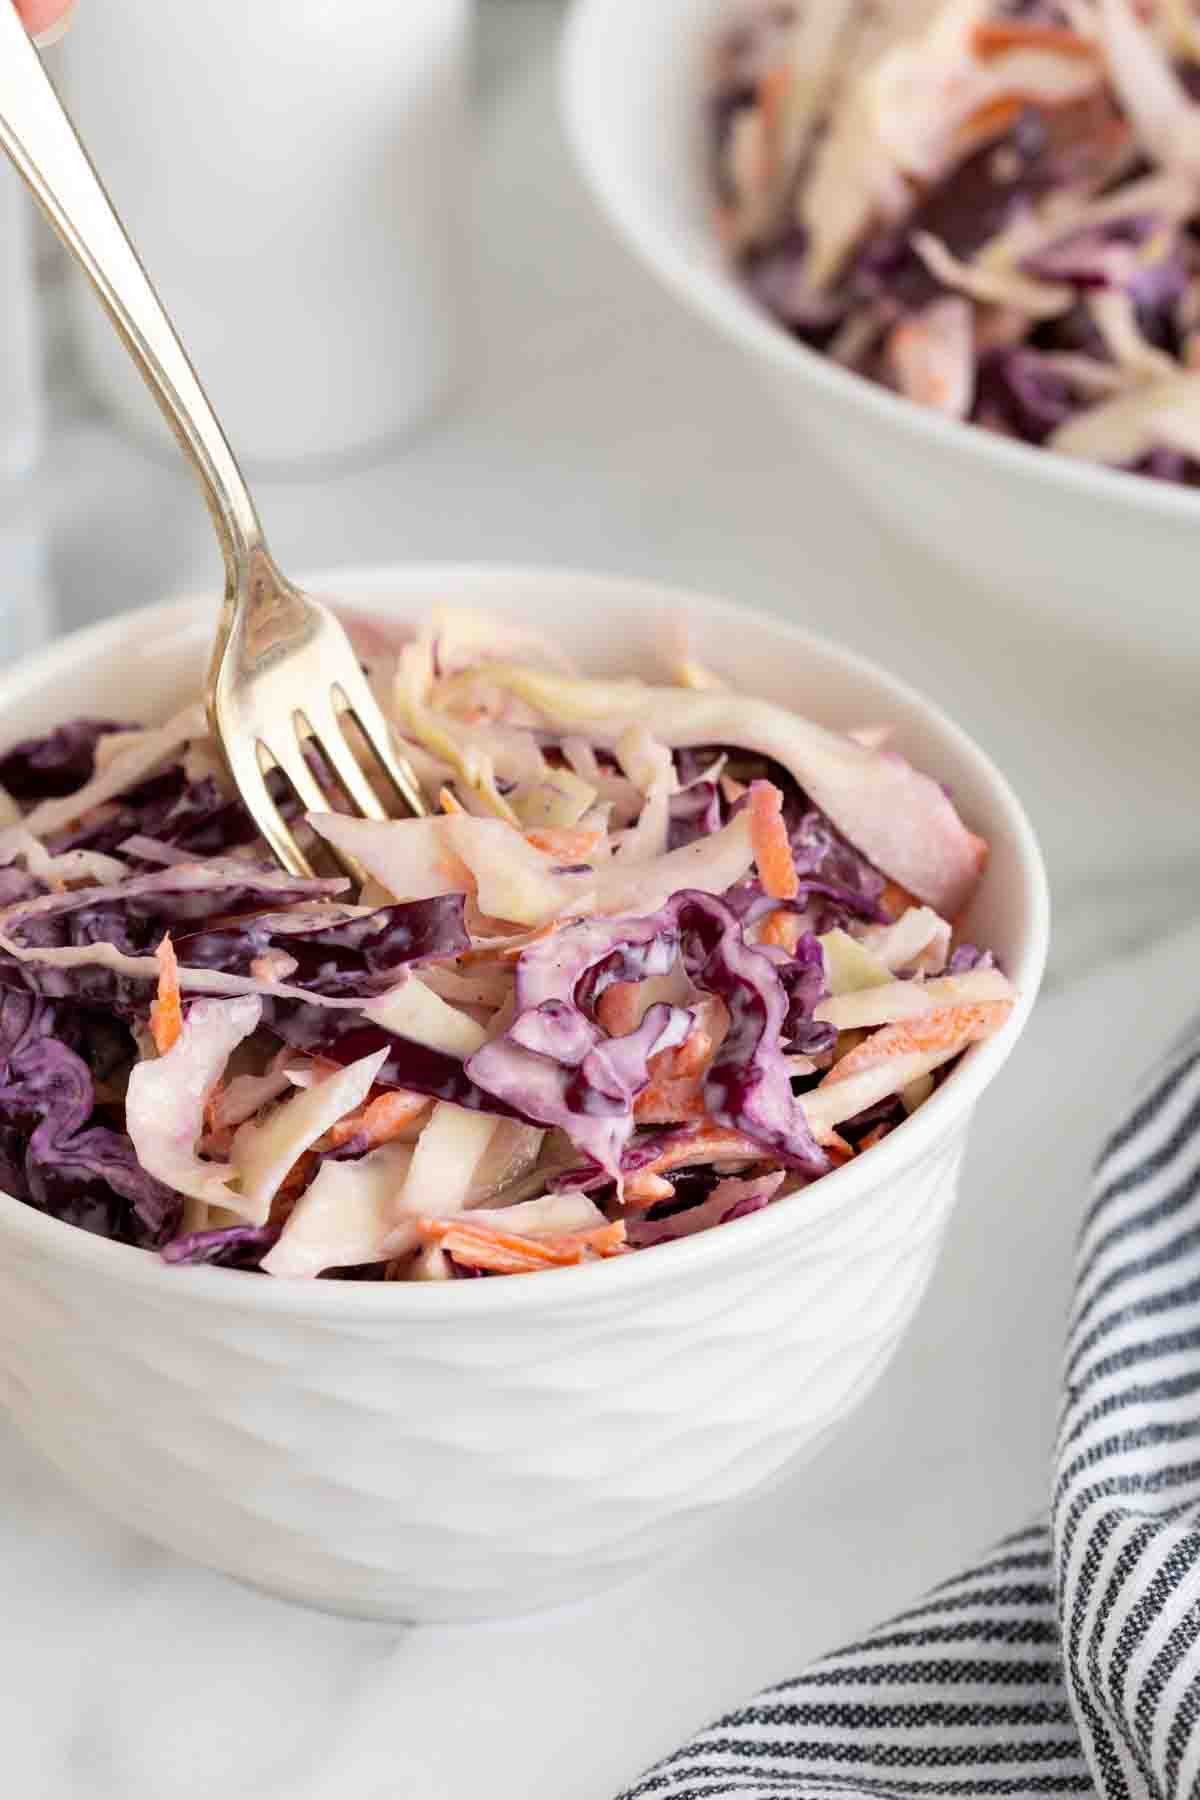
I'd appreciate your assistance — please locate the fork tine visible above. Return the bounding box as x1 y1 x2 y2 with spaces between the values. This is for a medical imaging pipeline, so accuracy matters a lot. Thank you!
266 726 368 884
333 675 426 819
221 731 316 879
306 698 390 824
208 568 426 880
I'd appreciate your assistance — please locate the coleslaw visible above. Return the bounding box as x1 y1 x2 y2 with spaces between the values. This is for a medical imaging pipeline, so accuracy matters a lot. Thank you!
711 0 1200 483
0 608 1011 1280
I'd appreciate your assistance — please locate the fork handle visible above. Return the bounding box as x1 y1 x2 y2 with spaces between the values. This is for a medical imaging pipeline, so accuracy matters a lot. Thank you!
0 9 263 578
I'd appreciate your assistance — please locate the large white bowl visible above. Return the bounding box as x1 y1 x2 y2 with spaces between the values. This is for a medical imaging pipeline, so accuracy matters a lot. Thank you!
562 0 1200 659
0 565 1048 1621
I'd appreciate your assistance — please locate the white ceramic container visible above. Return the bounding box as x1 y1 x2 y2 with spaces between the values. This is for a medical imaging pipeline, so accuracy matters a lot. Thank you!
60 1 471 468
562 0 1200 659
0 565 1048 1621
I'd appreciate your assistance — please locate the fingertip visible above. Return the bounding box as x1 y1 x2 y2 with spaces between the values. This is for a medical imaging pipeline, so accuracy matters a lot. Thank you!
16 0 76 48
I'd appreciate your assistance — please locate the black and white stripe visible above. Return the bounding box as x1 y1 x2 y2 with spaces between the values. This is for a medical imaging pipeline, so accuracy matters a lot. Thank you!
1055 1020 1200 1800
618 1019 1200 1800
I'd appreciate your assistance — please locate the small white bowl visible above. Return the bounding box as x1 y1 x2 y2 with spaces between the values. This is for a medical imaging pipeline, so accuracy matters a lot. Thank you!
562 0 1200 659
0 565 1047 1621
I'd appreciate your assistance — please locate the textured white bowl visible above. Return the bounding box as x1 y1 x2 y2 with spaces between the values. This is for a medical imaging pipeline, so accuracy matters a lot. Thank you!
0 565 1048 1621
562 0 1200 659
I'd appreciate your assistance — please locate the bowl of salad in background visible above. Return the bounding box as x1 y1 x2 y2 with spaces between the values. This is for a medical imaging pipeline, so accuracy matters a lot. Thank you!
0 565 1046 1621
563 0 1200 657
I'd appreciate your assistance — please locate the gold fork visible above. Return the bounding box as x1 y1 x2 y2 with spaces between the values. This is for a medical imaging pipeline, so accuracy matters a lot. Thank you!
0 9 425 877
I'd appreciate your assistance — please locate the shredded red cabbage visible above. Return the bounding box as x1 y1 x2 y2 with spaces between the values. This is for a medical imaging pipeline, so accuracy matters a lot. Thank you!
161 1222 282 1267
0 866 346 1011
668 779 724 849
173 895 470 997
469 1000 692 1177
0 719 129 804
946 944 996 974
260 1009 521 1118
0 977 179 1244
469 890 829 1176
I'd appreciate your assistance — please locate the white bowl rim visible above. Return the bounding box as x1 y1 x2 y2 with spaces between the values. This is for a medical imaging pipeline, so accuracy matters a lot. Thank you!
560 0 1200 529
0 561 1049 1316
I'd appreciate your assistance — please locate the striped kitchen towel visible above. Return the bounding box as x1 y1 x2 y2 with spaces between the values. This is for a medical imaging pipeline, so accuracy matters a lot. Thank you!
619 1017 1200 1800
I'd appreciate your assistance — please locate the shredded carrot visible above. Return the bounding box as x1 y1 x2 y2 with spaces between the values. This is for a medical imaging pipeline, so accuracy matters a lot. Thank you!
822 1002 1014 1086
761 908 804 951
634 997 726 1117
879 879 921 920
271 1152 318 1219
416 1216 626 1274
322 1088 431 1151
972 21 1098 61
954 40 1101 155
756 61 791 140
719 773 748 807
203 1082 227 1134
524 826 601 860
953 94 1025 155
748 781 799 901
648 996 725 1081
150 934 183 1054
567 1222 630 1258
596 980 643 1037
623 1173 675 1205
438 786 465 815
622 1124 769 1206
633 1077 708 1124
667 1018 719 1080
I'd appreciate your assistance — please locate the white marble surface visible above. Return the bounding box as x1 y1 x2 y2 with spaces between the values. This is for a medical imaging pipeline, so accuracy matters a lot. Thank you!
1 5 1198 1796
